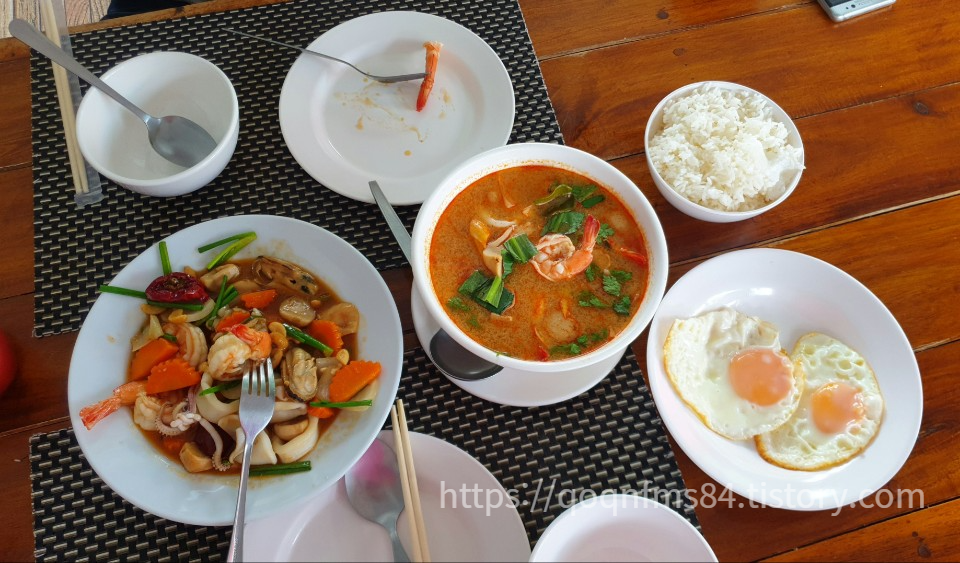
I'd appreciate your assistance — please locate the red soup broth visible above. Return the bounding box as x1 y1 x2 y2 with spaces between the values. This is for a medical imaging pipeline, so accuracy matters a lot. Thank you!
428 165 650 361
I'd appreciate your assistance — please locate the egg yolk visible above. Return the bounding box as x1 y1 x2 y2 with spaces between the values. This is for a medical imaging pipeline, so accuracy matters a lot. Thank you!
728 348 793 406
811 382 865 434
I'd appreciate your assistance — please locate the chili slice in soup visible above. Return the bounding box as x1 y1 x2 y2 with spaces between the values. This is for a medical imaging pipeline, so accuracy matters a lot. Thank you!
429 165 650 361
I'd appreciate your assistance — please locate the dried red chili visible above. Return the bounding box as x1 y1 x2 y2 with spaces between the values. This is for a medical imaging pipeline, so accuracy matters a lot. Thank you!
145 272 209 303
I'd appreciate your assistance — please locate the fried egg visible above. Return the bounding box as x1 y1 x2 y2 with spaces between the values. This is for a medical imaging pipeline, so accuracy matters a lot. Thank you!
756 332 884 471
663 308 802 440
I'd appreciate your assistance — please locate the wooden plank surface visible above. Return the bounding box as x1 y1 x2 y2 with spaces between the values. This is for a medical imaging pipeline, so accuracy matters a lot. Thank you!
765 496 960 562
0 0 958 561
522 0 814 59
540 0 959 159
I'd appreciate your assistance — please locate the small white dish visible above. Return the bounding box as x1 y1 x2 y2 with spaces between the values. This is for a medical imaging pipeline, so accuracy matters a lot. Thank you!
646 248 922 510
644 81 803 222
411 287 625 407
245 430 531 562
68 215 403 525
530 494 716 562
279 11 515 205
76 51 239 197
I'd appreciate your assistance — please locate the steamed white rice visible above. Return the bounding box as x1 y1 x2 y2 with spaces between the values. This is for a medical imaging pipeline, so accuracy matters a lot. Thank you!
648 86 804 212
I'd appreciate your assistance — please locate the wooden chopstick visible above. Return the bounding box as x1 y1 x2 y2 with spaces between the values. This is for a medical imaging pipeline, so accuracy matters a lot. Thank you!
390 399 431 562
39 0 89 196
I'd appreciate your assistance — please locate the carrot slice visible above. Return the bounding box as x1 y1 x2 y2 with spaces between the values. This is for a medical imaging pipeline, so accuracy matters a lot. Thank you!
329 360 382 403
130 337 180 380
240 289 277 310
306 320 344 353
416 41 442 112
215 310 251 332
146 358 202 394
307 405 336 419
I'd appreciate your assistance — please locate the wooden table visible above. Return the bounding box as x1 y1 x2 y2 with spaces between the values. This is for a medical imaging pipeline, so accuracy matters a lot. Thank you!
2 0 958 560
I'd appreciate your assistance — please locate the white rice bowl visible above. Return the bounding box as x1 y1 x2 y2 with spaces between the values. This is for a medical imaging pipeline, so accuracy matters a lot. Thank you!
646 83 804 214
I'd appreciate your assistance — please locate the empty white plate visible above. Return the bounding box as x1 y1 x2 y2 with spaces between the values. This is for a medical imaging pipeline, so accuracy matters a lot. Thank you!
245 431 531 561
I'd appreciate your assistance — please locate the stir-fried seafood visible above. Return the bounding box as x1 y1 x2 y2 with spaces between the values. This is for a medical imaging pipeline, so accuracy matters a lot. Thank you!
83 244 381 476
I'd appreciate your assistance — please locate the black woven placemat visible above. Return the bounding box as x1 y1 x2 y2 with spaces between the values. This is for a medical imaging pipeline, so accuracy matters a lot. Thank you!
30 0 563 337
31 347 698 561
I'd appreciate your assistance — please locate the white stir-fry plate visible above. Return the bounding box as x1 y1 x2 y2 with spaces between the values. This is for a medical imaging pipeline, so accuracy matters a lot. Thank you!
67 215 403 525
646 248 922 510
411 287 625 407
279 11 515 205
245 430 531 562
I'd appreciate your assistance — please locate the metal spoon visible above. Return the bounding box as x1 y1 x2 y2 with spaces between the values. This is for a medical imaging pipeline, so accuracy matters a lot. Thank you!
10 19 217 169
223 28 428 84
345 438 410 562
368 181 502 381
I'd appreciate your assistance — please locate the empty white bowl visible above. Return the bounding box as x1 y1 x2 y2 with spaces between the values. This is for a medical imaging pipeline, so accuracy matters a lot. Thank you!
644 81 804 223
530 494 717 562
76 51 239 197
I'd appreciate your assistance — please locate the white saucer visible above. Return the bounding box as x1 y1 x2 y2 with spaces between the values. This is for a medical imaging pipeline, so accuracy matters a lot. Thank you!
411 286 624 407
279 11 515 205
245 431 531 562
646 248 922 510
530 494 717 562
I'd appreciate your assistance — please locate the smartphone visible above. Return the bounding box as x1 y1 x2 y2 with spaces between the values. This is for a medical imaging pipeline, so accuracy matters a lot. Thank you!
817 0 896 21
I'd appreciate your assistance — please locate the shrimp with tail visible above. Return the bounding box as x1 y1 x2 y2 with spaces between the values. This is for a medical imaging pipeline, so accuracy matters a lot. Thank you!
79 381 148 430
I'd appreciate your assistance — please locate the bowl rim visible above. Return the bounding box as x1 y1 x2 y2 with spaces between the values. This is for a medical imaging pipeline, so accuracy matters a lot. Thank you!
75 50 240 188
643 80 805 220
410 142 669 373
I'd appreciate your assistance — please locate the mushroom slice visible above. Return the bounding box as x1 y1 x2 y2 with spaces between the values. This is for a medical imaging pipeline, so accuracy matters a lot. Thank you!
252 256 320 295
278 296 316 327
274 416 310 441
283 347 318 401
179 442 214 473
317 302 360 336
200 264 240 293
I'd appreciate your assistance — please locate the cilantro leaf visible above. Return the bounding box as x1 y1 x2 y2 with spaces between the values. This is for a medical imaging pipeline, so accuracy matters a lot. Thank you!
577 291 608 308
602 275 622 297
613 295 631 315
610 269 632 282
446 296 470 312
596 223 615 244
550 342 582 356
585 263 601 282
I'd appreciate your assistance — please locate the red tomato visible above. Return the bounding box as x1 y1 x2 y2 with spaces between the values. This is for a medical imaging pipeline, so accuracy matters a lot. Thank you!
0 329 16 396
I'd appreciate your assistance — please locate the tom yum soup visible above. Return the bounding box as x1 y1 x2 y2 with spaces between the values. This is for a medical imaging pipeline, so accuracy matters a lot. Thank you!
429 165 651 361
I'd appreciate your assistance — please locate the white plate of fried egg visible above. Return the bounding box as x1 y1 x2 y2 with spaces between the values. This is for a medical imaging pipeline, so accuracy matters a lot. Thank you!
646 248 922 510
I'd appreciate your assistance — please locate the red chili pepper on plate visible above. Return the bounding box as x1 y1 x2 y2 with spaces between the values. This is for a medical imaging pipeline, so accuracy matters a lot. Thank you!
145 272 209 303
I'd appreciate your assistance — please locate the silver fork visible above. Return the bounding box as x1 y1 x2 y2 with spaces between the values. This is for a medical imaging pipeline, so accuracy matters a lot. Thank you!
226 358 276 562
223 28 428 84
